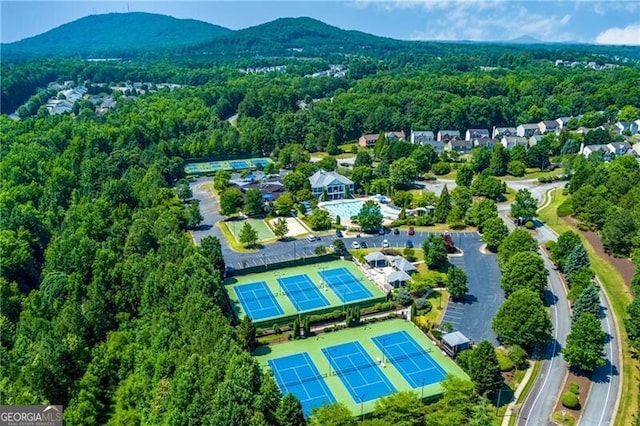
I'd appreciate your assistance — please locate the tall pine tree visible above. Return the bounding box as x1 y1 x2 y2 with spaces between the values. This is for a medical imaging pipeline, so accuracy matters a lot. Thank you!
572 284 600 324
434 185 452 224
565 243 590 276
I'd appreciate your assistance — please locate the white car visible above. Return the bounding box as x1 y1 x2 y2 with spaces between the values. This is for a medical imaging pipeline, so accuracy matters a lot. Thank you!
382 239 389 248
306 235 318 242
351 241 361 249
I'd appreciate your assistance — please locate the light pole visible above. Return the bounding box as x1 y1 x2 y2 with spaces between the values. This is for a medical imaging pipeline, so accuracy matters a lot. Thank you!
359 394 366 421
421 377 425 400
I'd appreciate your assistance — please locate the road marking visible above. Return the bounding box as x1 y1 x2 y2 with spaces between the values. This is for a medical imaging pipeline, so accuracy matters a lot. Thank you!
524 277 560 426
597 302 614 426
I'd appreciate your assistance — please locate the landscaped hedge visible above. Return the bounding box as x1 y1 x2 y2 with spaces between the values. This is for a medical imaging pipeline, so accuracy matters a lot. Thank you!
561 391 580 410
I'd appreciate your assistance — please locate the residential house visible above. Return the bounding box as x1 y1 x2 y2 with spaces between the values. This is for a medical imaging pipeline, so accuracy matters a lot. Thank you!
46 99 73 115
358 133 378 147
437 130 461 142
446 138 473 153
474 138 500 149
635 120 640 134
501 136 529 150
556 117 571 130
614 121 639 135
411 130 444 152
358 131 405 148
581 144 613 162
607 141 632 156
516 123 540 137
538 120 559 134
387 270 411 288
529 134 543 147
309 170 354 200
632 143 640 156
465 129 490 140
492 126 517 139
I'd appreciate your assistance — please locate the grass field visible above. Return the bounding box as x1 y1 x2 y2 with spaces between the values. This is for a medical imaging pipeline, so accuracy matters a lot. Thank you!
225 260 386 326
538 188 638 425
253 319 469 416
226 218 276 242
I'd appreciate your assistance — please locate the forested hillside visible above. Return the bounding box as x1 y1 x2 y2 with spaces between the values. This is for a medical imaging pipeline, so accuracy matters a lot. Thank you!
1 12 231 59
0 100 288 424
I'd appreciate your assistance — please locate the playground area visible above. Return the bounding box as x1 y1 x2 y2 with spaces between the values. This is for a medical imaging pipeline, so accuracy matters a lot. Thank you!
185 157 272 175
254 319 468 416
225 260 385 325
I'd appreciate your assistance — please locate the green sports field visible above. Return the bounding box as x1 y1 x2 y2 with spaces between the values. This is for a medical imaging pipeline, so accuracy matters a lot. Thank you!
225 260 386 326
253 319 469 417
225 218 275 242
184 157 272 175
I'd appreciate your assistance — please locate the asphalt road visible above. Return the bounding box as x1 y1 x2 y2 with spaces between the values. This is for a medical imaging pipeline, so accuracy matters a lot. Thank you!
581 280 621 426
517 252 571 426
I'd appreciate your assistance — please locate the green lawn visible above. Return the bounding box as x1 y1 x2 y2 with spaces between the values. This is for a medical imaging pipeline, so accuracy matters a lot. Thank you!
253 319 469 416
226 218 276 242
537 188 638 425
225 260 386 326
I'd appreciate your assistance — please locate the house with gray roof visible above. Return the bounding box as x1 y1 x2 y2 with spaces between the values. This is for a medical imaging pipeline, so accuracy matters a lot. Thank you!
309 170 354 200
387 270 411 288
516 123 540 137
411 130 444 152
538 120 559 134
437 130 461 142
501 136 529 150
492 127 516 139
364 252 387 268
391 256 417 274
446 138 473 153
465 129 490 140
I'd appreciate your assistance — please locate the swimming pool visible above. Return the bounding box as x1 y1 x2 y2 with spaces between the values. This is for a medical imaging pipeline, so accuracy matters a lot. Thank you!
322 198 400 221
322 200 365 219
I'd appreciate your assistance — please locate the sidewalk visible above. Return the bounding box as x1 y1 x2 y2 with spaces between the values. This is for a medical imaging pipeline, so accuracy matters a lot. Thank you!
501 362 536 426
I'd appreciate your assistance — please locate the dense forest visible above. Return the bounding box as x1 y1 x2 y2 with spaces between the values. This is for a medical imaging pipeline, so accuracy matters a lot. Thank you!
2 24 640 424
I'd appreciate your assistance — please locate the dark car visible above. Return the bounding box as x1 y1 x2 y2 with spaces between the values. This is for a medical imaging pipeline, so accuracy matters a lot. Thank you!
393 228 400 235
408 226 415 236
360 241 368 249
405 240 414 248
336 229 344 238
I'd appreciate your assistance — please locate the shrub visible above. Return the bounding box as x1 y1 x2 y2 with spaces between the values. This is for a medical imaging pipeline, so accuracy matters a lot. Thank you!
525 221 535 229
557 199 573 217
414 297 428 310
323 327 332 333
432 329 442 340
388 312 397 319
432 162 452 175
545 240 557 253
396 288 413 306
507 345 528 369
561 391 580 410
272 324 281 334
496 348 515 372
569 382 580 395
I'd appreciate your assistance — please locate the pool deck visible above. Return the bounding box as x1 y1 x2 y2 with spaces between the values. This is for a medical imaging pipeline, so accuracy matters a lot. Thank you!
319 197 400 226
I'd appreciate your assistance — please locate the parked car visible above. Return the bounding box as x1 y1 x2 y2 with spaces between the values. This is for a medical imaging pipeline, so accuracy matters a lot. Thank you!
360 241 368 249
405 240 414 248
336 229 344 238
306 235 318 242
378 227 386 235
393 228 400 235
351 241 361 249
382 239 389 248
408 226 415 236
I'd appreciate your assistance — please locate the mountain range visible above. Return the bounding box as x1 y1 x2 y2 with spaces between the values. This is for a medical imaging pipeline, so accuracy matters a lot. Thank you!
1 12 634 61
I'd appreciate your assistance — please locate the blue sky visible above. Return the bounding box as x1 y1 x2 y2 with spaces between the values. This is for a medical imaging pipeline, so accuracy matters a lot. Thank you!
1 1 639 45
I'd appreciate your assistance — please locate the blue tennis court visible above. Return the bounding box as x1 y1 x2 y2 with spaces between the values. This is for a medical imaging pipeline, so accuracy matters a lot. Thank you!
319 267 374 303
277 274 330 312
251 159 269 167
372 330 446 388
230 160 250 171
269 352 336 416
234 281 284 320
322 341 396 403
208 162 222 170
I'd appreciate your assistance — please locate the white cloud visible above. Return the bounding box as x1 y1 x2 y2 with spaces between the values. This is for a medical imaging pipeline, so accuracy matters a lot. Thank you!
408 2 576 42
595 23 640 45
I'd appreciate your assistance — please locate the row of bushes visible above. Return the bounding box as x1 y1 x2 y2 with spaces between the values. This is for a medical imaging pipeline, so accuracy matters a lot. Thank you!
538 174 569 183
561 382 581 410
322 311 399 333
390 215 436 228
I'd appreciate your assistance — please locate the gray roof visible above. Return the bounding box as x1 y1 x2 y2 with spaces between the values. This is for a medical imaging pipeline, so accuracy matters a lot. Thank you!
365 252 387 262
442 331 470 347
387 270 411 283
518 123 539 129
392 256 417 273
309 170 353 188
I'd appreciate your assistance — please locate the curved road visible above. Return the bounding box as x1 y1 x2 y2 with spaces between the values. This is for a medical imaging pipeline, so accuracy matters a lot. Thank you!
499 184 620 426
